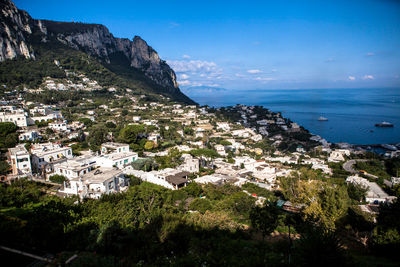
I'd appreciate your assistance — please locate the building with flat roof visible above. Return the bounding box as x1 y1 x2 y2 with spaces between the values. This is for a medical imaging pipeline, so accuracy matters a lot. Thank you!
19 130 40 142
8 144 32 176
125 167 189 190
62 167 128 199
346 175 396 204
95 151 138 169
31 142 73 175
52 156 97 179
101 142 130 155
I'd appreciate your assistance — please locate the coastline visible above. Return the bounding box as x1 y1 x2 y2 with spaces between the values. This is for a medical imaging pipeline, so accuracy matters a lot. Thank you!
210 103 400 156
187 87 400 148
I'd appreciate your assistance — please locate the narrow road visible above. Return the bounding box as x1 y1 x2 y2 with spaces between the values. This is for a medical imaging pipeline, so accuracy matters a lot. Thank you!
343 160 357 173
343 159 376 178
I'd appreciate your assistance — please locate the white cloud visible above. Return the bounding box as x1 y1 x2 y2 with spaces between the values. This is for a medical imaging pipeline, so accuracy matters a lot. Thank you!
182 55 190 59
271 69 277 72
366 52 375 56
325 58 335 63
180 74 190 79
167 60 218 73
247 69 262 74
208 83 220 87
235 73 244 77
178 80 191 86
362 75 374 80
348 76 356 81
255 77 276 81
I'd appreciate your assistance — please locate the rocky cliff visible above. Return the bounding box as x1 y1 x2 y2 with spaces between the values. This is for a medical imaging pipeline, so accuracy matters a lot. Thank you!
0 0 35 61
0 0 180 93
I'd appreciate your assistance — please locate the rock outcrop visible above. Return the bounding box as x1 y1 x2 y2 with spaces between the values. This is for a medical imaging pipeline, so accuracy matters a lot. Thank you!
0 0 35 61
0 0 179 90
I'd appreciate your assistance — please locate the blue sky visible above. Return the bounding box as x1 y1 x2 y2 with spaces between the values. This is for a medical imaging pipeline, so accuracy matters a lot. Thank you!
15 0 400 90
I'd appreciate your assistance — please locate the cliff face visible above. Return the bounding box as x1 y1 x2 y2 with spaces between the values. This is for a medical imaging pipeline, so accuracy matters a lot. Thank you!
0 0 179 91
0 0 35 61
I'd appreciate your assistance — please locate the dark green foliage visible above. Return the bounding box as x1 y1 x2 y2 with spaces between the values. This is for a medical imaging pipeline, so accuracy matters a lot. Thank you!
347 182 368 202
131 158 158 171
344 206 375 233
182 182 203 197
35 119 49 127
49 174 67 184
355 160 391 179
183 127 194 135
250 203 280 239
79 117 93 127
0 122 18 149
370 200 400 258
385 158 400 177
189 198 212 213
105 121 116 128
220 140 232 146
87 125 108 150
119 124 146 144
293 226 349 267
0 33 195 104
0 161 10 175
189 148 219 158
0 179 43 208
242 182 276 199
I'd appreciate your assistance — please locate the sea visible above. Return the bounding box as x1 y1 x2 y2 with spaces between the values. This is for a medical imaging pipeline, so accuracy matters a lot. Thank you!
186 88 400 145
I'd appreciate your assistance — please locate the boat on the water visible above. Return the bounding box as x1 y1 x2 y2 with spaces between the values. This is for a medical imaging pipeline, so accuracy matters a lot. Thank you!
318 116 328 121
381 144 397 151
375 122 394 127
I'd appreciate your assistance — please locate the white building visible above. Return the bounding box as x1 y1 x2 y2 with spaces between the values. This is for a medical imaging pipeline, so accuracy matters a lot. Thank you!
346 175 394 204
216 122 230 132
328 150 348 162
178 154 199 173
62 168 128 199
49 120 69 132
0 108 29 127
31 143 73 175
147 133 160 144
95 151 138 169
266 156 298 164
52 156 97 179
132 116 141 122
125 167 189 190
19 130 40 141
195 174 229 185
8 145 32 176
101 142 130 155
30 110 63 123
215 144 226 156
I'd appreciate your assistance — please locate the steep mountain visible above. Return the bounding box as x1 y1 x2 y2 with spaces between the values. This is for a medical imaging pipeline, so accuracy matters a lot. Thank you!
0 0 194 104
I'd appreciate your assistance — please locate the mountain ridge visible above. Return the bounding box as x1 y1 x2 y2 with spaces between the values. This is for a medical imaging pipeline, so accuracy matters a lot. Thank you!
0 0 194 104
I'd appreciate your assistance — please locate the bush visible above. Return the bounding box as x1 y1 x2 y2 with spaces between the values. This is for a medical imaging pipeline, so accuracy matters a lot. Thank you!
49 174 67 184
189 198 213 213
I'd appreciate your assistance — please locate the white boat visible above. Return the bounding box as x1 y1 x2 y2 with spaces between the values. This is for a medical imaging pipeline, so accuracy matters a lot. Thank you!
318 116 328 121
375 121 394 127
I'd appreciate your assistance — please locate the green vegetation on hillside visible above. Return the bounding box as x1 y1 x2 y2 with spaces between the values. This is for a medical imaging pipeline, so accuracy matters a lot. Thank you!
0 33 194 104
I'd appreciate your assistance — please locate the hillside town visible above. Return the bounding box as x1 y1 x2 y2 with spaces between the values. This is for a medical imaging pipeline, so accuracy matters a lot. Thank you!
2 0 400 264
2 80 399 211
